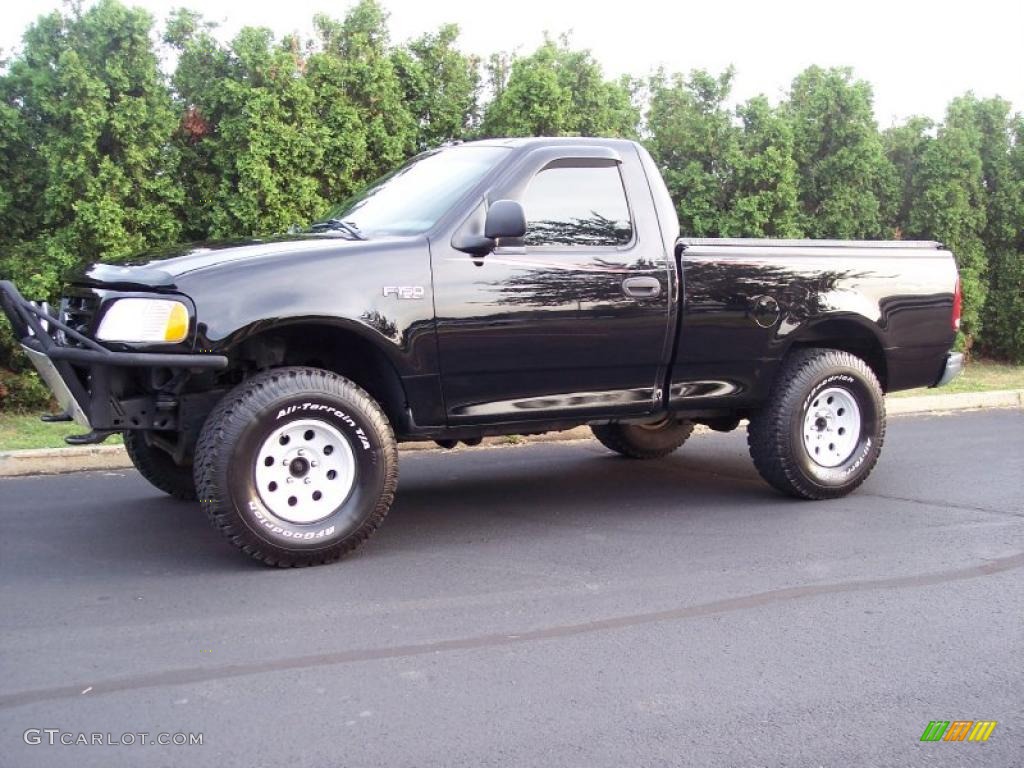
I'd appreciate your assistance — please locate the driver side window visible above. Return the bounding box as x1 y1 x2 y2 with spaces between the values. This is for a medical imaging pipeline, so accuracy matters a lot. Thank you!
522 165 633 247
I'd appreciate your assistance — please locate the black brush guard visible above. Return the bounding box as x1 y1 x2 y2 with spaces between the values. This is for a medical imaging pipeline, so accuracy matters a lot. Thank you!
0 280 228 432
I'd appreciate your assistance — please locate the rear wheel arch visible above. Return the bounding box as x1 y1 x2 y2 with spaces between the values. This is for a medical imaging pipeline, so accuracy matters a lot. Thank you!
785 318 888 392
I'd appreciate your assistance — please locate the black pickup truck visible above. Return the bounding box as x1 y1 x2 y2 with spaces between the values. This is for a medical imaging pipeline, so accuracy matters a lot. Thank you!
1 137 963 567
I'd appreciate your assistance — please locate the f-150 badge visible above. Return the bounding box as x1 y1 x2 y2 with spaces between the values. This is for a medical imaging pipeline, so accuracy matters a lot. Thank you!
382 286 425 300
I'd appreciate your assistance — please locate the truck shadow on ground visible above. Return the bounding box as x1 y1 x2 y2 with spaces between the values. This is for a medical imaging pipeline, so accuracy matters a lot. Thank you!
376 444 805 552
12 441 807 574
391 447 770 518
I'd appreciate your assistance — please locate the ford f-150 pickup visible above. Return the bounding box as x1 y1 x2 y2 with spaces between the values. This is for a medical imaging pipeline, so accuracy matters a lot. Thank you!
0 137 963 566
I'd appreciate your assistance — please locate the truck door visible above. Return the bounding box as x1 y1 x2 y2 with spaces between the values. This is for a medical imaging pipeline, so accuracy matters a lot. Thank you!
431 146 675 424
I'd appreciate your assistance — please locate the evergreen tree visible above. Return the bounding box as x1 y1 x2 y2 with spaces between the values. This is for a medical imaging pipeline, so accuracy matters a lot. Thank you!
883 116 934 238
392 24 480 150
169 20 328 237
784 66 896 238
481 36 638 139
2 0 181 275
313 1 416 180
906 97 988 349
971 99 1024 361
723 96 802 237
645 68 737 236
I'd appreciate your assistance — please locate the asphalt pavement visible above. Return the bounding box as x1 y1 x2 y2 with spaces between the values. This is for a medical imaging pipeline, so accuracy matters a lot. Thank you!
0 410 1021 767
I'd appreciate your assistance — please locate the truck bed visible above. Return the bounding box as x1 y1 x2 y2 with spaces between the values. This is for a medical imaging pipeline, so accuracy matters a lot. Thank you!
671 237 959 405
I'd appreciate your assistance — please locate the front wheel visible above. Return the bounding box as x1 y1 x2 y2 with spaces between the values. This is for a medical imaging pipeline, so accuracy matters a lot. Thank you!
747 348 885 499
194 367 398 567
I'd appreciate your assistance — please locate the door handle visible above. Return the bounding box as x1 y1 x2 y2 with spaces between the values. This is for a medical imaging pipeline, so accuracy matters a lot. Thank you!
622 276 662 299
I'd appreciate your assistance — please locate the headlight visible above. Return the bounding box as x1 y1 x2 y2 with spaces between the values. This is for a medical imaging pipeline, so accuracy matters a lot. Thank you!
96 298 190 343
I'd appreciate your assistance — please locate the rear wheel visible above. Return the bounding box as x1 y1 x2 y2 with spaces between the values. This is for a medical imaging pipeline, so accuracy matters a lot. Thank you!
747 348 885 499
591 418 695 459
123 430 196 500
194 367 398 567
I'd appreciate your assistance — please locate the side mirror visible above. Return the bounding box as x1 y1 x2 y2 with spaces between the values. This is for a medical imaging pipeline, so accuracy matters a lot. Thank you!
484 200 526 240
452 199 527 257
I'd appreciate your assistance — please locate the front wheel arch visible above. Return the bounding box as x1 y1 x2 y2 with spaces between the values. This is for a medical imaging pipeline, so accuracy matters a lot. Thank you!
222 320 413 433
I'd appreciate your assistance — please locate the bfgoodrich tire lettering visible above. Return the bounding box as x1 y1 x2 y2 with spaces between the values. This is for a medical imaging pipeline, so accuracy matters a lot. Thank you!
194 367 398 567
747 348 886 500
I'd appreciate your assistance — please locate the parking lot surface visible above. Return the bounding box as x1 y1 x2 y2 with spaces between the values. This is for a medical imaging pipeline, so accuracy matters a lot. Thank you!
1 410 1021 767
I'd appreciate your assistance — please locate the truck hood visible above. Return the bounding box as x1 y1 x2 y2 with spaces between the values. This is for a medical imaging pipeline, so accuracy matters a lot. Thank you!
70 235 368 290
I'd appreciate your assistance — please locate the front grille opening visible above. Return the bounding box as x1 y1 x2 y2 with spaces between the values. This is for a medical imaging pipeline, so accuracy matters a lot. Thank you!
59 294 100 346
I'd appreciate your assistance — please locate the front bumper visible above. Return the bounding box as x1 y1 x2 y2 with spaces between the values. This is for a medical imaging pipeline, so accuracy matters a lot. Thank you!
1 280 228 430
934 351 964 388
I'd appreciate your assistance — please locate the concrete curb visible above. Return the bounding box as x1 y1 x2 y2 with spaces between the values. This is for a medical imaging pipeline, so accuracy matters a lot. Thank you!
0 444 132 477
1 389 1020 478
885 388 1022 415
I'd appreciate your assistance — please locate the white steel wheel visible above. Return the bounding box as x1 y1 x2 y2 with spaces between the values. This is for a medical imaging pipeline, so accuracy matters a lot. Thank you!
195 367 399 567
254 418 356 524
801 386 862 468
748 348 885 500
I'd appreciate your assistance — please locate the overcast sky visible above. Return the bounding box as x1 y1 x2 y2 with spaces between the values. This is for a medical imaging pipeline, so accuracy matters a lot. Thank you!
2 0 1021 127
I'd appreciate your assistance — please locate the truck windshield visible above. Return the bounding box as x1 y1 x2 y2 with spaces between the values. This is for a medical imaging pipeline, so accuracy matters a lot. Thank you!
319 146 509 237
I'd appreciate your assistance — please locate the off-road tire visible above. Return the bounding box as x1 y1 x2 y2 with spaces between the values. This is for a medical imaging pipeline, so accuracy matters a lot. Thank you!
591 419 695 459
123 430 197 500
194 367 398 567
747 348 886 500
